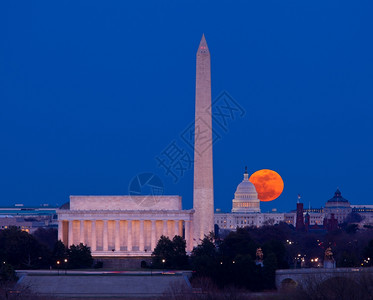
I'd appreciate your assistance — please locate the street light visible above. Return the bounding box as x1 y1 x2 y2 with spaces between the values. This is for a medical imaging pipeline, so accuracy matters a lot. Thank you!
57 261 60 276
162 259 166 274
64 259 68 275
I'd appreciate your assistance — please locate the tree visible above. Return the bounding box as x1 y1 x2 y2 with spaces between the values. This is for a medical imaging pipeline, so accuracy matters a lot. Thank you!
52 240 68 267
152 235 189 269
262 252 277 290
152 235 174 268
192 233 216 258
33 228 58 251
363 239 373 266
67 243 93 269
0 263 17 282
0 227 50 269
218 228 257 260
344 212 364 224
171 235 188 269
230 254 261 291
191 234 218 279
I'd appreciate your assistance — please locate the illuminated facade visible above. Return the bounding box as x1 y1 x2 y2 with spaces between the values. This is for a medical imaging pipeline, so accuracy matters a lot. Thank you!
58 196 194 257
0 217 33 232
231 168 260 213
0 204 57 233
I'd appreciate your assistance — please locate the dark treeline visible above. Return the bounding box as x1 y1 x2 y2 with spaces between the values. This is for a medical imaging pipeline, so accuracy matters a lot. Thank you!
152 222 373 291
0 226 92 282
1 221 373 292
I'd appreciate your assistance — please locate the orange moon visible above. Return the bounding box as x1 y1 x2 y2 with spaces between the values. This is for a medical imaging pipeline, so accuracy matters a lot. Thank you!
249 169 284 202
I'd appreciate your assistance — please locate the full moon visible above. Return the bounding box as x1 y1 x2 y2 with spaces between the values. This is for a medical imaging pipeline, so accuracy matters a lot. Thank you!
249 169 284 202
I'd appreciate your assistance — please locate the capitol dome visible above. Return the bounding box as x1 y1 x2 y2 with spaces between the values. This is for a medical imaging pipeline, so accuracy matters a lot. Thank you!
231 167 261 213
235 176 258 197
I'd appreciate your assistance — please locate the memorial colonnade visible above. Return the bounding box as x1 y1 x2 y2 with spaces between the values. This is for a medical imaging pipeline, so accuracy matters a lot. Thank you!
58 211 194 256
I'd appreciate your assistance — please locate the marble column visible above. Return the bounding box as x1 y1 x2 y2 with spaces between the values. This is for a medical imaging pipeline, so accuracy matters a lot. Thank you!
189 221 194 252
91 220 96 252
80 220 85 244
185 220 193 252
115 220 120 251
139 220 144 251
103 220 108 251
174 220 179 237
127 220 132 251
58 220 63 242
151 220 156 251
68 220 73 246
163 220 168 237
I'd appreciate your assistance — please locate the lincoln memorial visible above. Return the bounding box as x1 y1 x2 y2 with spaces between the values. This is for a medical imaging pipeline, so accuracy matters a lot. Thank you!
57 195 194 256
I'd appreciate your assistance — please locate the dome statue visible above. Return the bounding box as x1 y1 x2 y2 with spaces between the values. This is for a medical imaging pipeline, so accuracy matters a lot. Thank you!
231 167 261 213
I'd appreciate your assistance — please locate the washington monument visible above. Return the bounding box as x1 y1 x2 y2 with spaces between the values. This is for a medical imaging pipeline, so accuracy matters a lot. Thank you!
193 34 214 243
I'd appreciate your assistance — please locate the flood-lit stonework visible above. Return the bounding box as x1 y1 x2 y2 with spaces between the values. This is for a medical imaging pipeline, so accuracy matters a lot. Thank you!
58 196 194 256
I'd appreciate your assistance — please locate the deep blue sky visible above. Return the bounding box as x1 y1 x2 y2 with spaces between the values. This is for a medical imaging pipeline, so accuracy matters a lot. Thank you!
1 1 372 212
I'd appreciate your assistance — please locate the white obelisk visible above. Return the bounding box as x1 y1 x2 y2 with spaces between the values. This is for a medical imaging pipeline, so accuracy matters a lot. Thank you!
193 34 214 244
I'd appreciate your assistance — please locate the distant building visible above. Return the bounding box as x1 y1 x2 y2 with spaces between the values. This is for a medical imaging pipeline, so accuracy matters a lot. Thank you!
323 213 338 232
287 189 372 228
0 204 58 233
323 189 352 223
0 217 33 233
351 205 373 227
296 203 305 231
304 212 310 232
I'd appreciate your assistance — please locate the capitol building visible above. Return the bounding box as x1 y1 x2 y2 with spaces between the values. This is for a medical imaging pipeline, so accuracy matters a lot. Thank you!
214 169 373 231
215 168 285 229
